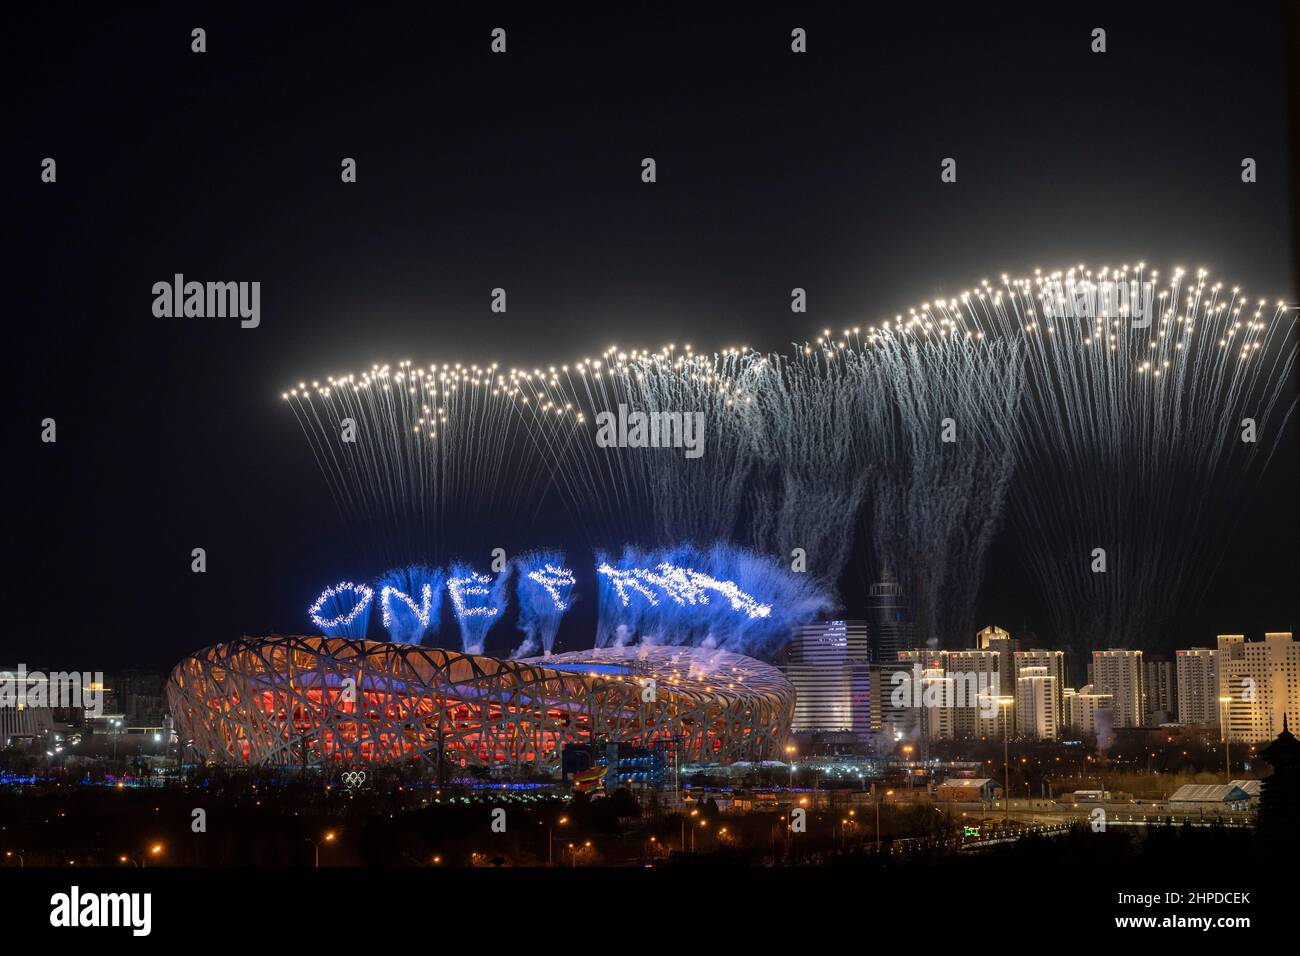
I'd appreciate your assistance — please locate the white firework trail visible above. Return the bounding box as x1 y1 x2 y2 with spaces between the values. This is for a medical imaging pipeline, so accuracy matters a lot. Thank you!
828 263 1297 654
282 360 584 564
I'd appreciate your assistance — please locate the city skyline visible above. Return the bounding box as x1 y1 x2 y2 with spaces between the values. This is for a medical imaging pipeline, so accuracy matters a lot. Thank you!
3 3 1297 926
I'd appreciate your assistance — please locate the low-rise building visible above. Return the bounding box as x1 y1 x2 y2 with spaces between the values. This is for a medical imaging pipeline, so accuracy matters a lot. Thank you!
1169 783 1253 811
935 777 1001 802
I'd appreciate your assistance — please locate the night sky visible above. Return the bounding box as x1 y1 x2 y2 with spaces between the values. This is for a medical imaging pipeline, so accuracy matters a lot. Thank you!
7 2 1297 670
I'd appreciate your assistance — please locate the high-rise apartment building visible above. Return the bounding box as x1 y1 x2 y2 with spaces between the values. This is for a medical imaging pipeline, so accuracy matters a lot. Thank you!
1218 632 1300 744
945 649 1005 737
1065 684 1113 737
1175 648 1219 726
1014 650 1066 731
1090 650 1145 728
1143 656 1176 724
1015 666 1059 740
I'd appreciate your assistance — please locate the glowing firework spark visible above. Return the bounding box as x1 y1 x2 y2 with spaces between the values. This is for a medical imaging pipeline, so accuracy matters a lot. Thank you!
533 345 766 548
307 581 374 639
596 543 831 657
447 565 511 654
377 564 444 644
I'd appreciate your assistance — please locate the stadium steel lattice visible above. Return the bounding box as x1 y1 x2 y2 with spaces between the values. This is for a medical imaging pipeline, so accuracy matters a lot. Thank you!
166 636 795 769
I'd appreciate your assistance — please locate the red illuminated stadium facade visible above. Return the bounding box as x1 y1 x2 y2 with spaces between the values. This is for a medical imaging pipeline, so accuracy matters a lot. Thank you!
166 636 796 769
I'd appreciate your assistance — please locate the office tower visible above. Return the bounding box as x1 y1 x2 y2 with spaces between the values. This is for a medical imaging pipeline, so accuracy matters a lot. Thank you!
867 572 914 665
1175 648 1219 726
866 574 916 745
1090 650 1145 728
779 620 872 734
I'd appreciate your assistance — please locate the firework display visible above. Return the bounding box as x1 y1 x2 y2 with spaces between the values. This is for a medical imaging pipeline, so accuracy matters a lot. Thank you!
306 581 374 639
283 361 583 564
283 264 1296 658
446 564 512 655
512 551 576 658
377 564 444 644
821 265 1295 654
595 542 833 657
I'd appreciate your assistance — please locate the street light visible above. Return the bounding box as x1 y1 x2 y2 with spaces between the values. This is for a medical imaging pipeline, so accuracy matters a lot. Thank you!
547 816 568 866
692 819 707 852
567 841 591 867
305 830 336 868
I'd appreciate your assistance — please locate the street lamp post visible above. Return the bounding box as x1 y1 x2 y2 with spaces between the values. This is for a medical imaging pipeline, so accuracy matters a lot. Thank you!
1218 696 1233 782
874 785 881 852
305 830 336 868
547 816 568 866
998 697 1014 825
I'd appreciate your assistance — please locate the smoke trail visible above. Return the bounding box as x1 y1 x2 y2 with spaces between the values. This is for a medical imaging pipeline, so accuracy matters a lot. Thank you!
868 333 1021 648
746 349 875 595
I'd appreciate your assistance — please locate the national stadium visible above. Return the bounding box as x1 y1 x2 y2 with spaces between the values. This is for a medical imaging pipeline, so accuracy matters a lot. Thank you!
166 637 795 769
